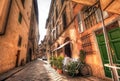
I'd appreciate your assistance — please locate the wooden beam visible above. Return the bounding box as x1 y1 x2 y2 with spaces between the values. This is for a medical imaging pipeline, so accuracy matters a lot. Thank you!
72 0 96 6
105 0 120 14
100 0 120 14
72 0 120 14
0 0 5 18
100 0 113 10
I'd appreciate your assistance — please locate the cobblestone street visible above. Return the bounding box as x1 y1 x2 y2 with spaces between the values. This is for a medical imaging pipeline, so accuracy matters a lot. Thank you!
2 59 106 81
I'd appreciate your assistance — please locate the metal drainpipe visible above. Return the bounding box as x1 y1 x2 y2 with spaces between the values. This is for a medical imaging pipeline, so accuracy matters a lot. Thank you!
98 0 118 81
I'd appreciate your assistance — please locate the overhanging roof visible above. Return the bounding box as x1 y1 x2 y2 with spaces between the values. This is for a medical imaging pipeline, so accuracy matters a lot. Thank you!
72 0 96 5
72 0 120 14
102 0 120 14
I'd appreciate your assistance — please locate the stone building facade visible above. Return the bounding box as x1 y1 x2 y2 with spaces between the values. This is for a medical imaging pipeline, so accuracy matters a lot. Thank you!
26 0 39 62
38 36 47 58
0 0 39 74
46 0 76 60
72 0 120 80
46 0 120 80
37 44 44 58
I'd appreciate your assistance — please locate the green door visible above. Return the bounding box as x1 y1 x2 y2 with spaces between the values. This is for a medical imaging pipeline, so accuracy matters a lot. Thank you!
96 27 120 78
108 28 120 76
96 34 112 78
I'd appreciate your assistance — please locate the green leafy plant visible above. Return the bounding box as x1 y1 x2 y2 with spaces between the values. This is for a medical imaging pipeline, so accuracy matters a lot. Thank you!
56 56 64 69
49 56 53 65
66 61 80 77
50 56 57 67
79 49 86 63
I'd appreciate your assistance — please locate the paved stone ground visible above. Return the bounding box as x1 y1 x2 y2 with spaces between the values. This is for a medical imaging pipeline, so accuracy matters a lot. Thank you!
5 59 106 81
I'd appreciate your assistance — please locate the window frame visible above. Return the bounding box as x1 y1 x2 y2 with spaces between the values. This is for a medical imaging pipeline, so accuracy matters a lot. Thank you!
62 11 67 30
83 5 109 30
18 36 22 47
18 12 22 24
61 0 64 6
83 6 99 29
21 0 25 8
77 12 84 33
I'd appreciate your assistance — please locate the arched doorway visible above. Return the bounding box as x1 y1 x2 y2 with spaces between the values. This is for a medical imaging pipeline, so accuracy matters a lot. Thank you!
64 37 72 58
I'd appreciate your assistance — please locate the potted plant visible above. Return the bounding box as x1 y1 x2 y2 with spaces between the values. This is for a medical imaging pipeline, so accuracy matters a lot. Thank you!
79 49 86 64
66 61 80 77
49 56 53 66
50 56 57 69
56 56 64 74
52 56 57 69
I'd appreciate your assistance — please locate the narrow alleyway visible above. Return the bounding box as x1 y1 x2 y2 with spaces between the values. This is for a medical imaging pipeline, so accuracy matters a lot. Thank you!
4 59 106 81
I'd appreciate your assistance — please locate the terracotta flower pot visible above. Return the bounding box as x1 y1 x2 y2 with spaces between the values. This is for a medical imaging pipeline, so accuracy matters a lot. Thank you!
57 69 63 74
52 65 57 70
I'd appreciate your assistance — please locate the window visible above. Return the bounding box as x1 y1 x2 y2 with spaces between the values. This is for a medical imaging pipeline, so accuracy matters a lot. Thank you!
21 0 25 8
83 5 109 30
83 6 98 29
18 36 22 47
56 8 58 19
53 30 56 40
52 20 54 28
61 0 64 5
77 12 83 33
56 26 58 37
57 24 61 35
96 9 109 22
62 12 67 30
18 12 22 24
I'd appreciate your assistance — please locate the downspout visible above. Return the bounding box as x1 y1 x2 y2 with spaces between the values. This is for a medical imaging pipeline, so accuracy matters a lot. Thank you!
98 0 118 81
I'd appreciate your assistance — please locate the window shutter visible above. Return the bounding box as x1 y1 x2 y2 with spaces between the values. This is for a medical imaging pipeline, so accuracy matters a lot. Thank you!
96 9 109 23
77 12 83 33
103 11 109 19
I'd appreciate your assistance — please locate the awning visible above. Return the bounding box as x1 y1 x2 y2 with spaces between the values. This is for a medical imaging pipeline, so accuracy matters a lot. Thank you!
52 41 71 52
